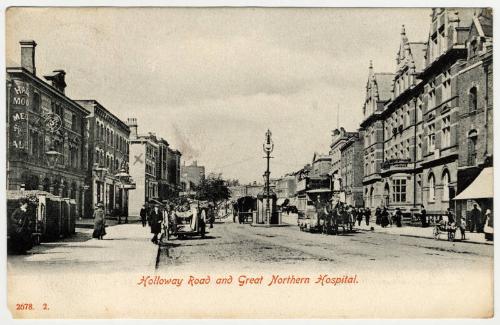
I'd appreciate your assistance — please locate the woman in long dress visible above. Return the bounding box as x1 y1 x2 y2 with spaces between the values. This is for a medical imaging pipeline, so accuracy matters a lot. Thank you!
92 202 106 240
484 209 493 241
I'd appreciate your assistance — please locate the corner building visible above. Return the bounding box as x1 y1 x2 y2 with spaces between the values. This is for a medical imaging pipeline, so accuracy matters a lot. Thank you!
361 8 480 219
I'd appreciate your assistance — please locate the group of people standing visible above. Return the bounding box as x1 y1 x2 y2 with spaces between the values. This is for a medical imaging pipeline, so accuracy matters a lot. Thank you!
314 198 372 234
314 196 407 234
139 201 216 244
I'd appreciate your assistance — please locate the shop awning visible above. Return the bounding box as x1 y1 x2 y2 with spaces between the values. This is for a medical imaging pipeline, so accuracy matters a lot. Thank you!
454 167 493 200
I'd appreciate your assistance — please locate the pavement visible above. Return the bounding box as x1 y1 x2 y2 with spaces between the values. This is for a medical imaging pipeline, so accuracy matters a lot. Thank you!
7 222 159 274
280 213 493 245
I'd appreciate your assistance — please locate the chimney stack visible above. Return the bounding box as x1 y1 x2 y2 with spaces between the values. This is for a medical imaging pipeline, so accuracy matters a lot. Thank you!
127 118 138 139
44 70 67 94
20 40 37 75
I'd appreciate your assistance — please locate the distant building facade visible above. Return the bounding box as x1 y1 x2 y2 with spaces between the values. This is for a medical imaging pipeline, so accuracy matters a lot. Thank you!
340 131 364 207
330 127 359 197
275 174 297 199
180 161 205 193
127 118 159 216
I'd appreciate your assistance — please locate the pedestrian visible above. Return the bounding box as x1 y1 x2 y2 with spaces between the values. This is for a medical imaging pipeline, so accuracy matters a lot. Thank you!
208 203 215 229
469 204 481 232
420 205 427 228
446 208 455 225
140 204 147 227
356 208 363 226
458 215 466 240
114 205 121 224
364 207 371 226
149 204 162 244
483 209 493 241
375 207 381 225
395 208 402 227
8 198 33 254
324 199 334 234
92 202 106 240
381 207 390 228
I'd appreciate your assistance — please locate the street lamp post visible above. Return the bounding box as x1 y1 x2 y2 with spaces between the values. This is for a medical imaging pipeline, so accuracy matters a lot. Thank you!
93 164 108 213
262 129 274 225
115 167 131 224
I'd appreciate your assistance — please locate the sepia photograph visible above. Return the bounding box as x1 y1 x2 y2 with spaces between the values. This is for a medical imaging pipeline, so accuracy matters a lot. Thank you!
3 2 496 319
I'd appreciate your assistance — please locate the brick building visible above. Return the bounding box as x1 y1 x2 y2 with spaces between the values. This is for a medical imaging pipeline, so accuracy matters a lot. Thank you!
418 8 475 215
378 26 426 214
76 100 131 218
360 8 480 217
7 40 89 218
455 9 493 217
340 131 364 207
330 127 360 198
360 62 394 210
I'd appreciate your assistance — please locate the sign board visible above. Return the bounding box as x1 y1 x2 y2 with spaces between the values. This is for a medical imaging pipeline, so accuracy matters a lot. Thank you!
9 80 31 151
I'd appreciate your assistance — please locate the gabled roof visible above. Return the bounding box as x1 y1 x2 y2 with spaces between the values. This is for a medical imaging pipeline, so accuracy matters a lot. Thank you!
396 25 426 73
408 42 427 72
472 9 493 38
374 73 394 102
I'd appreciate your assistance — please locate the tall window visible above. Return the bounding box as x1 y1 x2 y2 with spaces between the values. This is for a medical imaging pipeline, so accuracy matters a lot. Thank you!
417 103 423 122
33 92 40 113
428 81 436 109
442 171 450 201
417 134 422 160
427 123 435 153
428 173 436 202
467 130 478 166
441 115 451 148
442 70 451 100
469 87 478 112
392 179 407 203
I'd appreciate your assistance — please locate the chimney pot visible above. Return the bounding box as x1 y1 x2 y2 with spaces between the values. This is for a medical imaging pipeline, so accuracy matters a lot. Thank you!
43 70 67 94
127 118 138 139
20 40 37 75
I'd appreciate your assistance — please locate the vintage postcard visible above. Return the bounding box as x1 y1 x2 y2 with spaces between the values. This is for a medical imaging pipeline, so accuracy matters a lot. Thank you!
3 4 495 319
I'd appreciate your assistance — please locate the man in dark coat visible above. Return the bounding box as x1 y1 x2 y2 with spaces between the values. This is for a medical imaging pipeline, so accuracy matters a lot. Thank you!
381 207 390 228
395 208 403 227
8 198 33 254
140 204 147 227
375 207 382 225
420 205 427 228
470 204 481 232
364 207 371 226
149 204 162 244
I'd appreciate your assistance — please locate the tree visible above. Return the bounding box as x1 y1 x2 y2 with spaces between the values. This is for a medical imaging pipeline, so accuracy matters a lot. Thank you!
195 175 230 207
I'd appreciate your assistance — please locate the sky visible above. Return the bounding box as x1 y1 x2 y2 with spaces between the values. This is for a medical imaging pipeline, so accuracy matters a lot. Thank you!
6 7 431 184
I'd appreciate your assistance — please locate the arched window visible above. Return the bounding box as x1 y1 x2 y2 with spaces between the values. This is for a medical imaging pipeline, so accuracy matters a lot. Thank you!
469 87 477 112
442 171 450 201
467 130 478 166
428 173 436 202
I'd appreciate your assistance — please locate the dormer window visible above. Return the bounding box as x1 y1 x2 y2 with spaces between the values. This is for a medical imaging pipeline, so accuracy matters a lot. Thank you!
471 39 478 57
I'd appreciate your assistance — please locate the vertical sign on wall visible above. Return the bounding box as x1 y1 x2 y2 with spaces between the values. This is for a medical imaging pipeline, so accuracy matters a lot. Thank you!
10 80 31 152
